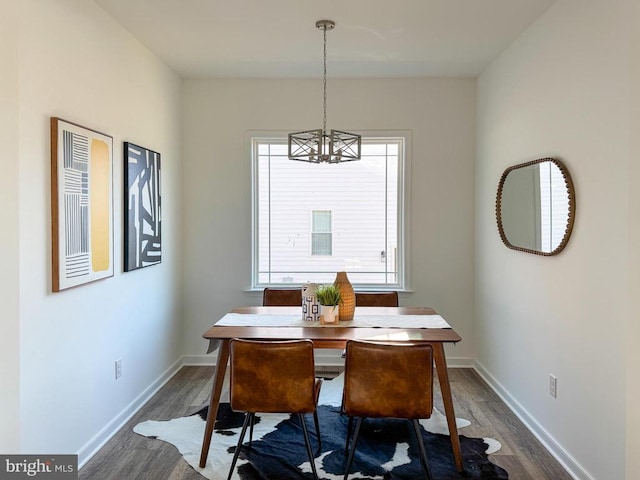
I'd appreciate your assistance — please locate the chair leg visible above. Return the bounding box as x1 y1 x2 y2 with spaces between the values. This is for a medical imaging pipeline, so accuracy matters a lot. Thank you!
411 419 434 480
344 416 354 455
227 413 252 480
249 414 255 447
343 417 364 480
299 414 319 480
313 410 322 451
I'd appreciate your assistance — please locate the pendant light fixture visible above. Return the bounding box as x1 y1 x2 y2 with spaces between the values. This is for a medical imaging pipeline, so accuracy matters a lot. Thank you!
288 20 361 164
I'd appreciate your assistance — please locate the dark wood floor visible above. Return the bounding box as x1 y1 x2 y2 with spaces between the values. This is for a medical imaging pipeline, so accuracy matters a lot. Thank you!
79 366 572 480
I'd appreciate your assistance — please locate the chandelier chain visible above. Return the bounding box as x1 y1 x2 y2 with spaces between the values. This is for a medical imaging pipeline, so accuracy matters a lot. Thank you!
323 25 327 134
287 19 361 163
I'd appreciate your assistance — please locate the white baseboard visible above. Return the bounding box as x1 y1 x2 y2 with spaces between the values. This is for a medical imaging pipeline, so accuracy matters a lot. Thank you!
183 352 475 368
182 354 216 366
183 351 348 367
473 360 591 480
77 357 183 468
441 356 474 368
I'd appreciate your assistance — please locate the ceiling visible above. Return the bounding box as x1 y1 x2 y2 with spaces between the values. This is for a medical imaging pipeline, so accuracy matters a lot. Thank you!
94 0 556 79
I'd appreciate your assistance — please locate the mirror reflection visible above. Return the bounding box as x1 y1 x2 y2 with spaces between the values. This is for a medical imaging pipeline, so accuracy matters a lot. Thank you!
496 158 575 255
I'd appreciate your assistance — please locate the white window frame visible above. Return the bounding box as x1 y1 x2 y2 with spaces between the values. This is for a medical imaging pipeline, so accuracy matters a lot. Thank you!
250 130 411 291
311 210 332 256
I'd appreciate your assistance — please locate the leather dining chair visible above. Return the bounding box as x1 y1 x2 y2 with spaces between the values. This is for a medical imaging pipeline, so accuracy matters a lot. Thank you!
340 291 399 358
354 291 399 307
342 340 434 480
263 288 398 307
262 287 302 306
226 338 323 480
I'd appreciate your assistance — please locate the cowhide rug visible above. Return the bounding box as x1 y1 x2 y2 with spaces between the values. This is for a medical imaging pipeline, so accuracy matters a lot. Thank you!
134 374 508 479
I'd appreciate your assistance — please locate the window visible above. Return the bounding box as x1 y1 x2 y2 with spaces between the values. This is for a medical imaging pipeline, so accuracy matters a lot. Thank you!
539 161 570 252
252 133 408 289
311 210 332 256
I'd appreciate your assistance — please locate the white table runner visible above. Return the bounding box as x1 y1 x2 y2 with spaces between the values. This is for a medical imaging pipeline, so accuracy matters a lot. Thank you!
216 313 451 329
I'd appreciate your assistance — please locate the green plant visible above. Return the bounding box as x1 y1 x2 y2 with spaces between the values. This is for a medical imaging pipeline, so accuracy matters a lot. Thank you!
315 284 342 306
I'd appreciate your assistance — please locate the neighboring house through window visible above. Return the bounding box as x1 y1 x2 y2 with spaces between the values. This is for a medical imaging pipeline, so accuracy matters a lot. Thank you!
311 210 332 256
251 132 409 289
539 161 570 251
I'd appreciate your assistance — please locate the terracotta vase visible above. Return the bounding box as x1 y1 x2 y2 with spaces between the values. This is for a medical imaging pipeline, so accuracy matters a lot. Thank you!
334 271 355 321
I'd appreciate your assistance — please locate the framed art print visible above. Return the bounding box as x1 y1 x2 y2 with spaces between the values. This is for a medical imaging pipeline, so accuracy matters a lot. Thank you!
51 117 114 292
124 142 161 271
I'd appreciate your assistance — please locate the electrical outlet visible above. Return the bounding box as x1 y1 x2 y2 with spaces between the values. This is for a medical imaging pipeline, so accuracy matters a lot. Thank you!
549 374 557 398
115 359 123 380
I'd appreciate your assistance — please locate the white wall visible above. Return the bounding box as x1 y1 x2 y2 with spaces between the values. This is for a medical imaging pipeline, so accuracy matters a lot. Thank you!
0 0 21 453
10 1 636 475
181 78 476 364
628 2 640 477
476 0 630 478
16 0 182 463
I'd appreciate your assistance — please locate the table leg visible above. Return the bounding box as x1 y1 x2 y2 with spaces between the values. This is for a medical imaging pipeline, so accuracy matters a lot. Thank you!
432 343 463 472
199 339 230 468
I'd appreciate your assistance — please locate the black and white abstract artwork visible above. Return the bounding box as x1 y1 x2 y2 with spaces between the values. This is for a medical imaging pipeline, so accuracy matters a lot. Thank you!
124 142 161 271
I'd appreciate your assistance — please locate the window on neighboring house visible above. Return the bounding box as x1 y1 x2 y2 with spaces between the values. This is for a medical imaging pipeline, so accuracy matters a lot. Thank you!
311 210 332 256
251 132 409 289
539 161 570 252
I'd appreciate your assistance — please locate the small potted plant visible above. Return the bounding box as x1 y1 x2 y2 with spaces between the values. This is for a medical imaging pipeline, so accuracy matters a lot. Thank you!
315 284 342 324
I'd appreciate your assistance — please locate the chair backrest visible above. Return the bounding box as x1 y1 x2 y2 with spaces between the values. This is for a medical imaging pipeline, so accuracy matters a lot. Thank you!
343 340 433 419
229 338 317 414
355 291 399 307
262 288 302 306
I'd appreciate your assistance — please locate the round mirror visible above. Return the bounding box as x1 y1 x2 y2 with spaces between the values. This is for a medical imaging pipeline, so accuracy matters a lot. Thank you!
496 158 576 256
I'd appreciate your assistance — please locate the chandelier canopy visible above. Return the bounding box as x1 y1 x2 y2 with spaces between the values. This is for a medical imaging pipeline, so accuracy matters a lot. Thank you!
288 20 361 164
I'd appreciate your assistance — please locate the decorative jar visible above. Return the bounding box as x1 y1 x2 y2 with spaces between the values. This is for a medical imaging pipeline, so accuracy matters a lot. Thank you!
302 283 320 322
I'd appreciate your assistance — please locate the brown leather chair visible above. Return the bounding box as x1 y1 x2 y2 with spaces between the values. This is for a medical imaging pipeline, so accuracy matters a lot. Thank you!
342 340 434 480
339 291 399 358
262 287 302 306
355 291 399 307
227 338 322 480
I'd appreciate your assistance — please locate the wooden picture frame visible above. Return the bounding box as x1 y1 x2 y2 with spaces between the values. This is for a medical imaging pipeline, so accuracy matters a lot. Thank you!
124 142 161 271
51 117 114 291
495 157 576 256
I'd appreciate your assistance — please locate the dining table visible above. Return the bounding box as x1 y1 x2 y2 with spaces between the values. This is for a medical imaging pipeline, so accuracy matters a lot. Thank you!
198 305 464 472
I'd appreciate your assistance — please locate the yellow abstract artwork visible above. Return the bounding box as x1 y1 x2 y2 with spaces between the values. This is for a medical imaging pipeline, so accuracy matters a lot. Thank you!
51 118 114 291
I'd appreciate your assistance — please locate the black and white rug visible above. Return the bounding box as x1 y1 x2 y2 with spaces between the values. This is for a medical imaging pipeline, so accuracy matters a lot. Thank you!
134 375 508 479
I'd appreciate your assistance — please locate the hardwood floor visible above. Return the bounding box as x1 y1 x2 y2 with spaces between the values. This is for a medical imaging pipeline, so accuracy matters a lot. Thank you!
79 366 572 480
442 369 572 480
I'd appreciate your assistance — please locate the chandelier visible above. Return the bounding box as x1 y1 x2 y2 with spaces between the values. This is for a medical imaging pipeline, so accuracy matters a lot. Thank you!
288 20 361 164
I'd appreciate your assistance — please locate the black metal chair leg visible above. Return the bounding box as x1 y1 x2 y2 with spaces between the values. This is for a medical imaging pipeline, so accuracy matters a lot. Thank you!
249 414 255 446
412 419 434 480
227 413 252 480
344 416 354 455
313 410 322 451
343 417 364 480
299 414 319 480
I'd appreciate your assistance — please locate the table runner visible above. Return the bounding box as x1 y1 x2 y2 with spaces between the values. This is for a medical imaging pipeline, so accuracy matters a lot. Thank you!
215 313 451 329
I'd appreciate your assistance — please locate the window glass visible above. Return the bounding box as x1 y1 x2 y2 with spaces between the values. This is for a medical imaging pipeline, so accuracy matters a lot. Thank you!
252 135 406 288
311 210 332 256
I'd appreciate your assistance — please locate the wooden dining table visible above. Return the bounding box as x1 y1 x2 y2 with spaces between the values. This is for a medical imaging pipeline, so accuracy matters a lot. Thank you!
198 306 464 472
